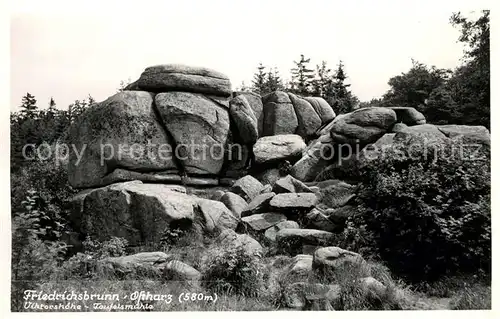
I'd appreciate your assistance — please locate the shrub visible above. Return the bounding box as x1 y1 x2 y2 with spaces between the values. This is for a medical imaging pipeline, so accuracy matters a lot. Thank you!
200 244 265 297
350 136 490 281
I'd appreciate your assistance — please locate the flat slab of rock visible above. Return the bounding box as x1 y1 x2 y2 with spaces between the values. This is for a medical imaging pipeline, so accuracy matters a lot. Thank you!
437 124 490 146
272 175 314 194
276 229 335 254
136 64 232 97
230 175 263 202
155 92 230 175
241 213 287 231
270 193 318 211
264 220 300 243
241 192 276 217
104 252 171 273
253 135 306 164
162 260 201 282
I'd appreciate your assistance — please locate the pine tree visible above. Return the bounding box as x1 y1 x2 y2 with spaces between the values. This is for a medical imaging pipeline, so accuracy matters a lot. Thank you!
290 54 315 96
312 61 334 98
251 63 267 94
19 93 38 118
331 61 358 114
265 67 284 93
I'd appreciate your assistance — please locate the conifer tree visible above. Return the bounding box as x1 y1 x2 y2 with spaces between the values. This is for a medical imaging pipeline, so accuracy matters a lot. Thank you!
290 54 315 96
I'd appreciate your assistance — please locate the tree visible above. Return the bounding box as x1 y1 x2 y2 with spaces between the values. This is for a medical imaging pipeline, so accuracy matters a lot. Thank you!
312 61 334 98
331 61 359 114
290 54 315 95
19 93 38 118
118 78 132 92
265 67 284 93
382 59 451 112
251 63 267 94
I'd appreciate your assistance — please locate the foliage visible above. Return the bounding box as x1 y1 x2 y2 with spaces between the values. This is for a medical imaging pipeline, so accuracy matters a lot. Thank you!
290 54 315 95
201 244 265 297
349 137 490 281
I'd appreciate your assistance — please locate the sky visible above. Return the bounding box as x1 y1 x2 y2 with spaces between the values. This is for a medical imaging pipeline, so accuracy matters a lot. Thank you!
9 1 476 111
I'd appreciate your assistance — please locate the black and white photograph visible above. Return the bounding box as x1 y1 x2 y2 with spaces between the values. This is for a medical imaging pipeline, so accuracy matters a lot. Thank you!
3 0 495 314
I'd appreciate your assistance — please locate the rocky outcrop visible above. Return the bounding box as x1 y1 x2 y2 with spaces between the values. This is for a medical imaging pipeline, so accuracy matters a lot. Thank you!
67 91 178 188
290 134 335 182
304 97 336 124
234 91 264 137
135 64 232 97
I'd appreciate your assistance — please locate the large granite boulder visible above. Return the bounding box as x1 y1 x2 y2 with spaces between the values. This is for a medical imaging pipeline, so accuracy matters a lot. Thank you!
67 91 178 188
216 229 263 257
136 64 232 97
240 213 287 232
234 91 264 137
437 124 490 146
219 192 247 218
290 134 335 182
196 198 239 233
155 92 230 175
229 95 259 144
262 91 298 136
270 193 318 212
103 251 170 275
71 181 195 245
253 134 306 164
312 246 370 279
330 107 397 145
230 175 264 202
288 93 322 138
304 97 336 124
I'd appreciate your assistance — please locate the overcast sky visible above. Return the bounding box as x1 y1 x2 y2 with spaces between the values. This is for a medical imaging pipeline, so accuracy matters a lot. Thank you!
10 1 474 111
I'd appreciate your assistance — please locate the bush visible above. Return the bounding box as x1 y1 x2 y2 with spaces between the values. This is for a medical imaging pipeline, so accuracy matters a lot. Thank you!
200 244 265 297
349 136 490 281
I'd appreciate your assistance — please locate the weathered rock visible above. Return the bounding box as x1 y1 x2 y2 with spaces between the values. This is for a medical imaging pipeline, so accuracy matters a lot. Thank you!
162 260 201 282
330 107 397 145
388 107 426 125
196 198 239 233
67 91 178 188
260 184 273 194
216 229 263 257
234 91 264 136
262 91 298 136
136 64 232 97
241 192 276 217
391 122 409 133
312 246 370 279
72 181 196 245
286 254 313 279
182 176 219 186
270 193 318 212
290 134 335 182
437 124 490 146
323 205 357 230
220 192 247 218
253 135 306 164
229 95 259 144
210 190 226 201
264 220 300 243
288 93 322 137
96 169 181 186
241 213 287 232
230 175 263 202
155 92 230 175
284 282 340 310
359 277 388 299
316 180 357 209
104 252 171 274
304 97 336 124
305 208 337 232
272 174 314 194
276 229 335 254
255 168 282 187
